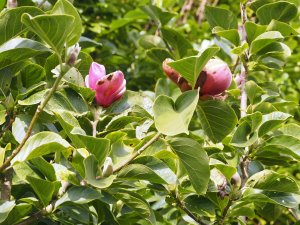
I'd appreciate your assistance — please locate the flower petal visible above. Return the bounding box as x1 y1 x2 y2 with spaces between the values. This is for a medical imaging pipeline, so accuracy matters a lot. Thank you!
88 62 106 90
95 71 126 107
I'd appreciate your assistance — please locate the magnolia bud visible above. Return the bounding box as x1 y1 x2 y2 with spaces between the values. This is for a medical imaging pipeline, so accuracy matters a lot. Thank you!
230 172 241 188
66 44 81 66
197 58 232 96
102 157 114 177
85 62 126 107
7 0 17 8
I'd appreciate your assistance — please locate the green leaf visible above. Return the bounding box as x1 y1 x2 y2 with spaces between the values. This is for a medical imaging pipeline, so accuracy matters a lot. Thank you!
11 131 71 164
20 63 46 88
250 31 283 55
168 47 219 87
30 157 56 182
132 156 177 184
141 5 175 26
138 35 165 49
111 189 156 224
256 1 298 25
2 203 32 225
168 137 210 194
0 201 15 223
153 90 199 136
246 170 299 194
241 190 299 208
183 195 215 217
279 124 300 139
231 112 262 147
18 89 48 106
245 80 265 104
0 38 50 70
161 27 194 59
197 100 238 143
146 48 173 63
267 20 299 36
55 186 103 208
245 21 267 44
254 145 299 166
118 164 168 184
21 13 74 54
73 132 111 167
205 6 238 29
51 0 82 46
12 114 41 144
258 112 291 137
0 6 44 45
84 155 116 189
212 27 240 46
55 111 110 167
26 176 55 206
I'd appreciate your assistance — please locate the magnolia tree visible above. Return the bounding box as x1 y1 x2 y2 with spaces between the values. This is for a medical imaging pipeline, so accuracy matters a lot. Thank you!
0 0 300 224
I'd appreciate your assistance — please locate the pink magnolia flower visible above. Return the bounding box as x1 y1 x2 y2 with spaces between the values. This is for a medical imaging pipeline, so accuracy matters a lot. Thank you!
85 62 126 107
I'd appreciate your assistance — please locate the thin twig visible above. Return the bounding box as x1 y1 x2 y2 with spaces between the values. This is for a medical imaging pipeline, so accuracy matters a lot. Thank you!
0 60 67 173
170 191 207 225
0 111 16 139
196 0 208 25
112 132 161 173
0 168 13 200
178 0 194 24
37 0 47 8
218 199 233 225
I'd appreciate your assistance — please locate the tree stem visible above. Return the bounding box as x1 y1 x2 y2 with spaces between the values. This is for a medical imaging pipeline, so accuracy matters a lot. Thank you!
239 0 250 187
0 62 66 173
170 191 207 225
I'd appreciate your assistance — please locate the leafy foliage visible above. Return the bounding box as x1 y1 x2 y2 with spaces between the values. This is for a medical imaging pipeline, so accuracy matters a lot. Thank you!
0 0 300 224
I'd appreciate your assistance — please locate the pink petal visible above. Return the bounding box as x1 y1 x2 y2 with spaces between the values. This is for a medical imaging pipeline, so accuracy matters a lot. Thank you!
88 62 106 90
95 71 126 107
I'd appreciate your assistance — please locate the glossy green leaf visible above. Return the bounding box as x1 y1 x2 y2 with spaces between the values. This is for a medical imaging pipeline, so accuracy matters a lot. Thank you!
12 114 41 144
256 1 298 25
168 137 210 194
246 170 299 194
267 20 299 36
197 100 238 143
0 38 50 70
132 156 177 184
0 6 43 45
55 186 103 208
245 22 267 44
0 201 15 223
205 6 238 29
153 90 199 136
2 203 32 225
11 131 71 164
183 195 215 217
118 164 168 184
161 27 194 59
250 31 283 55
138 35 165 49
141 5 175 26
51 0 82 46
258 112 291 137
112 189 156 224
212 27 240 46
168 47 219 87
84 155 116 189
146 48 173 63
21 13 74 54
26 176 55 206
30 157 56 182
